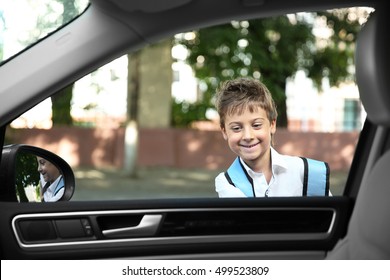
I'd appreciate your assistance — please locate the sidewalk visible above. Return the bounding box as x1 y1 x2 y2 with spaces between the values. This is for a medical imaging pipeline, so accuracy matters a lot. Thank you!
71 167 347 201
71 167 221 201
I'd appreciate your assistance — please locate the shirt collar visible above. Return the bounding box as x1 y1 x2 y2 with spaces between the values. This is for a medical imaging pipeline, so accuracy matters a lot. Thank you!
239 147 288 175
47 175 63 192
270 147 288 170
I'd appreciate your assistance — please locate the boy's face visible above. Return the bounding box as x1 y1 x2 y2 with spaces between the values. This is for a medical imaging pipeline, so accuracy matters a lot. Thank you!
37 156 61 184
221 106 276 170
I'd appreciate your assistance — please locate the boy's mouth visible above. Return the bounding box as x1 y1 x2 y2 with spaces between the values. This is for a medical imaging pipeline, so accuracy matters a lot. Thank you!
240 142 260 148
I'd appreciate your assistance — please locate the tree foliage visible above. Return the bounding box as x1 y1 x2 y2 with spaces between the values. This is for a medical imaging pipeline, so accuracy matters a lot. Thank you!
15 151 40 202
175 8 371 127
171 99 209 127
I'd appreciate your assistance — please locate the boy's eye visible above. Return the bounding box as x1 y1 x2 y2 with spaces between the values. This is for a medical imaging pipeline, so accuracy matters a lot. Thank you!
230 126 242 132
253 123 263 129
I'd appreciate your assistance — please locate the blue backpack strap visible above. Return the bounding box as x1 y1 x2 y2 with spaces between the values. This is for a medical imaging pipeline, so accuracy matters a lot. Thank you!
225 157 256 197
53 177 65 196
300 157 330 196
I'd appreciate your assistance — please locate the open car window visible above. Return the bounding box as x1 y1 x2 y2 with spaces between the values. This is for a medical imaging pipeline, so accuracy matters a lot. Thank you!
4 6 373 201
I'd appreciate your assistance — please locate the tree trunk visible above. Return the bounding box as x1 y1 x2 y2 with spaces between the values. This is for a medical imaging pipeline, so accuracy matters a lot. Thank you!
51 84 73 125
50 2 78 126
123 50 141 177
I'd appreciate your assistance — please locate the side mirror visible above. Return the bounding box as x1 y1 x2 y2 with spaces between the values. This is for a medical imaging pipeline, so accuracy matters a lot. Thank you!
0 144 75 202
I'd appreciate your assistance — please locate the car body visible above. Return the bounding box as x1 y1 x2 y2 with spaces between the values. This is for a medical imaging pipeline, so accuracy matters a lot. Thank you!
0 0 389 260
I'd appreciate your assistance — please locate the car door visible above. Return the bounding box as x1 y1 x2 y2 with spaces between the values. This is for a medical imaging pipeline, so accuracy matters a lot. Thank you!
1 121 379 259
0 0 386 260
0 185 354 260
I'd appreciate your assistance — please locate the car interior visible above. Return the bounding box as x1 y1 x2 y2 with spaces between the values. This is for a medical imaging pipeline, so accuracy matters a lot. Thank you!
327 4 390 259
0 0 389 260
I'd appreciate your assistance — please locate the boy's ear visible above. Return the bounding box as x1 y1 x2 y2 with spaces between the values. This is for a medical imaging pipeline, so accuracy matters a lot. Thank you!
270 119 276 134
221 127 228 140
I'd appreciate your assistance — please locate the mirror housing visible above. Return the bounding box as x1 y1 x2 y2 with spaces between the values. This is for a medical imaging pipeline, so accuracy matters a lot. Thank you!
0 144 75 202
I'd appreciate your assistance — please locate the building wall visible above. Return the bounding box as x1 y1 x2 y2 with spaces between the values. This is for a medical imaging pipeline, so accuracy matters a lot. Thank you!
286 71 365 132
7 127 359 172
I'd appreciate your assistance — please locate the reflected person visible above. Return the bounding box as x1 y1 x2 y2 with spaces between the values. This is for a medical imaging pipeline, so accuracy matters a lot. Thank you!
37 156 64 202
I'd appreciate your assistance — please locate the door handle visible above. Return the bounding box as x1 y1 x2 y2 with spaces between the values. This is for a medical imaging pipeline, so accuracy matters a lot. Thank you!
102 214 163 238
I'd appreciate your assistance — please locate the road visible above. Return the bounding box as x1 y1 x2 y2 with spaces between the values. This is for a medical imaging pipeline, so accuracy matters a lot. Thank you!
72 167 220 201
71 167 347 201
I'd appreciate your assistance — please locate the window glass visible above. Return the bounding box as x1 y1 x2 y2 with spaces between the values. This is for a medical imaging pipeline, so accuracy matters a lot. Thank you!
5 7 374 200
0 0 89 64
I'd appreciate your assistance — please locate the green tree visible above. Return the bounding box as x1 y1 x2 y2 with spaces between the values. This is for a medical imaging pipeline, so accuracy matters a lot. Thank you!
52 84 74 125
51 1 79 126
14 0 83 126
176 8 371 127
15 151 40 202
124 40 173 176
171 99 209 127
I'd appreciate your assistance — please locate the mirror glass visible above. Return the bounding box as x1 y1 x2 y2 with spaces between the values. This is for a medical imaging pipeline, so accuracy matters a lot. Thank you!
15 151 65 202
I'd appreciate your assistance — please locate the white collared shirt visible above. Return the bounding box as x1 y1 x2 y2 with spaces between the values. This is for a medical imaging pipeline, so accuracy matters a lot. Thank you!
215 148 306 197
42 175 65 202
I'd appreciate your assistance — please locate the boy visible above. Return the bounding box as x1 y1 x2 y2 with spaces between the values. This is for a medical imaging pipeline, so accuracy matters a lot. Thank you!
214 78 329 197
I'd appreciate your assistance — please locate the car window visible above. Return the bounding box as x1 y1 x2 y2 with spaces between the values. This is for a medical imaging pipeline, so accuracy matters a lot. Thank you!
0 0 89 64
4 6 373 201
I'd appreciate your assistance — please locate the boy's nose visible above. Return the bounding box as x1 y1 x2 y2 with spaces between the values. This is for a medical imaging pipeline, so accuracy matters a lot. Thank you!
243 128 254 140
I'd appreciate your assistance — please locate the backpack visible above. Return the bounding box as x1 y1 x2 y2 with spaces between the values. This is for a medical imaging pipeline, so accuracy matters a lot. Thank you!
224 157 329 197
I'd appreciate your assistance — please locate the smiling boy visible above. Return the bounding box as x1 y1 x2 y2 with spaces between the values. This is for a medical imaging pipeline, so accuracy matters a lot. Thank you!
215 78 329 197
37 156 65 202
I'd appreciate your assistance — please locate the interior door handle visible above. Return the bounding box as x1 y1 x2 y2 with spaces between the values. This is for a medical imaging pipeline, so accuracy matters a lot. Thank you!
102 214 163 238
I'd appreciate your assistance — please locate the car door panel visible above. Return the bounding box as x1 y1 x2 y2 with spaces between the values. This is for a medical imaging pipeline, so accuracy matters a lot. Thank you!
0 197 352 259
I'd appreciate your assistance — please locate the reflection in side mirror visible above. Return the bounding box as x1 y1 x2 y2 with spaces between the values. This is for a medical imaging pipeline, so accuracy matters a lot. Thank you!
36 156 64 202
1 144 75 202
16 153 65 202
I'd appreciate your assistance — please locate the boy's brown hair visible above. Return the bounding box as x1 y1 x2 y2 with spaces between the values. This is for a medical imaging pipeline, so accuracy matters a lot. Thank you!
215 78 278 128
